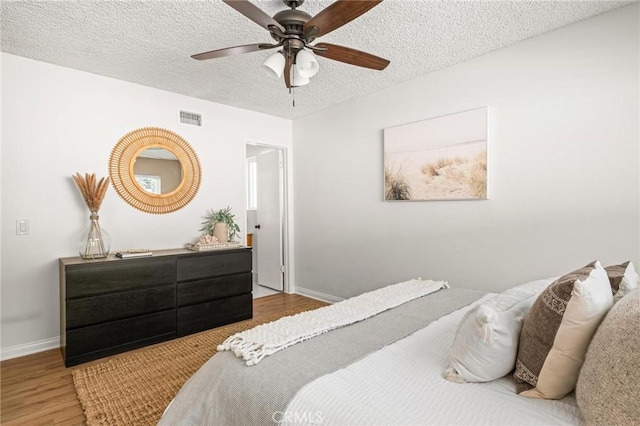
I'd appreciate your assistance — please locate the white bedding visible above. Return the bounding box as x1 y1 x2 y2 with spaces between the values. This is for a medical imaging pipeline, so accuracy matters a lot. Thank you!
283 295 583 426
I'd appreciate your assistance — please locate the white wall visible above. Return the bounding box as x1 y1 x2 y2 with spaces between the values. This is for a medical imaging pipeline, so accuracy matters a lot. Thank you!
0 54 291 357
293 5 640 299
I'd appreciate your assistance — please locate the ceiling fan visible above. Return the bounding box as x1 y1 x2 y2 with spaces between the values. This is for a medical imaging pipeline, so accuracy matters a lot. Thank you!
192 0 390 89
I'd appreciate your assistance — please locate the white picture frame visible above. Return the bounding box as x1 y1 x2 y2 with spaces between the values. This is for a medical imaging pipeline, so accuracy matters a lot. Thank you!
384 107 488 201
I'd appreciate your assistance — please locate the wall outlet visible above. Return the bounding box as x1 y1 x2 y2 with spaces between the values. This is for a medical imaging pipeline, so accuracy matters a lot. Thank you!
16 220 30 235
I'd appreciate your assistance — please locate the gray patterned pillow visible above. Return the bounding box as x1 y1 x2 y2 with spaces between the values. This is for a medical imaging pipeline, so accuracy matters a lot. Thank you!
513 261 613 399
577 288 640 424
605 262 627 295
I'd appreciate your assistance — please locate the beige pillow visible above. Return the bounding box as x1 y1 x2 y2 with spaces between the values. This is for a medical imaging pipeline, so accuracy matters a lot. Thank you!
605 261 640 302
513 261 613 399
577 288 640 424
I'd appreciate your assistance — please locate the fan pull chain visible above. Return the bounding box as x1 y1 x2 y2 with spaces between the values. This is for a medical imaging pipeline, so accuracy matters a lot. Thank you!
288 86 296 107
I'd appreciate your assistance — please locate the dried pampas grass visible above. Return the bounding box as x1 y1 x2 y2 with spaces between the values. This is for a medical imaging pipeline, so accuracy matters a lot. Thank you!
73 173 110 213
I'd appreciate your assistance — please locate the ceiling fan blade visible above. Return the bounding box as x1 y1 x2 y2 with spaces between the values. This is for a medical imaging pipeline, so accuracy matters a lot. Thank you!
192 43 278 60
223 0 285 32
313 43 390 70
284 55 292 89
304 0 382 37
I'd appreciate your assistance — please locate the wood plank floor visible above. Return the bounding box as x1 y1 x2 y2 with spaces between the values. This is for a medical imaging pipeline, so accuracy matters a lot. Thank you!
0 293 322 426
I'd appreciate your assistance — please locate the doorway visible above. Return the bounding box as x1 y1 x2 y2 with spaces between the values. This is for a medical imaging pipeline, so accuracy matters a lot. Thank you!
246 143 286 298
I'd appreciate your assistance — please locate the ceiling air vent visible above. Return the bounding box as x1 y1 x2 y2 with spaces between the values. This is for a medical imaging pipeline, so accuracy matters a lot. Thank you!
180 111 202 127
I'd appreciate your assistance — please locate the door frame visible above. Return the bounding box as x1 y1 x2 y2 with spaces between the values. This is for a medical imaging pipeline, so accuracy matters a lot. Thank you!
244 141 292 294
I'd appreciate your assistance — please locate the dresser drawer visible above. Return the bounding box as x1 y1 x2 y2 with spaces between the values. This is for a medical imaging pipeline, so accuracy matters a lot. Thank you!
177 293 252 336
177 273 251 307
176 250 251 282
60 248 254 366
65 309 176 358
66 258 175 299
66 285 175 329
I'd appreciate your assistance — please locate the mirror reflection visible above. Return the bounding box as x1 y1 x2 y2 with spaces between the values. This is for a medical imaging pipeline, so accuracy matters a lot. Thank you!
133 148 183 194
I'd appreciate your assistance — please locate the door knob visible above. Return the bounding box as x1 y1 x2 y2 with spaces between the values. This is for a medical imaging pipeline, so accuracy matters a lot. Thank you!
255 224 261 229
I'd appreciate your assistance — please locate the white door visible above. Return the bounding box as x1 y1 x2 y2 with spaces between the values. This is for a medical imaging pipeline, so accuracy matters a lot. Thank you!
256 149 284 291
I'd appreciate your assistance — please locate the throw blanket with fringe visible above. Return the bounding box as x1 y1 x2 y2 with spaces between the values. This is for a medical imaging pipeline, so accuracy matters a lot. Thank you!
218 278 449 365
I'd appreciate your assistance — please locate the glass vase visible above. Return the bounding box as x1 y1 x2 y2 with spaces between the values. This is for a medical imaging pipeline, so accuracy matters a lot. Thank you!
77 212 111 259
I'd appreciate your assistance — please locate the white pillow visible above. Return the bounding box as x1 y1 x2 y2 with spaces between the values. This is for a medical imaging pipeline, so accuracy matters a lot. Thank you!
444 277 555 383
607 261 640 302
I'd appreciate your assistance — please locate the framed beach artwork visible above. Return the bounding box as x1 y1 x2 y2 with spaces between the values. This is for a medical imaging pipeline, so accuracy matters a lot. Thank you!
384 107 488 201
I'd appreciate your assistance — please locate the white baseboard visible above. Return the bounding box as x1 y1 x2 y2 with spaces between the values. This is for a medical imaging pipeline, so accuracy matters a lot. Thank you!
1 336 60 361
295 287 344 304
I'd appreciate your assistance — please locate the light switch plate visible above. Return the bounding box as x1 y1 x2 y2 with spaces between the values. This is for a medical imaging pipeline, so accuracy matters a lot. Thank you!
16 219 30 235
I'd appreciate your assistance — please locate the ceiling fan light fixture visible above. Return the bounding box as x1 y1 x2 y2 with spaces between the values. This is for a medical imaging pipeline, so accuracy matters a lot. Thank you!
295 49 319 78
291 64 310 87
194 0 390 94
261 51 286 79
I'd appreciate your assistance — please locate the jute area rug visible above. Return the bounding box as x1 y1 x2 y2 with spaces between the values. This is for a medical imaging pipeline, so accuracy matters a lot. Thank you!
72 298 326 426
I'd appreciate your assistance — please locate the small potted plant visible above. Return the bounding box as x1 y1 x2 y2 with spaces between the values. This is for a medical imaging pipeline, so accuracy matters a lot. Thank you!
200 206 240 243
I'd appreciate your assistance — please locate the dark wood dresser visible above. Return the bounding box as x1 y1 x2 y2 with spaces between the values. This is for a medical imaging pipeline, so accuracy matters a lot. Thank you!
59 247 252 367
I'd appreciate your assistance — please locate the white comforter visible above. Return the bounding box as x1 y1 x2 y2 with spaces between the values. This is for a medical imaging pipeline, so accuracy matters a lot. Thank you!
283 295 582 426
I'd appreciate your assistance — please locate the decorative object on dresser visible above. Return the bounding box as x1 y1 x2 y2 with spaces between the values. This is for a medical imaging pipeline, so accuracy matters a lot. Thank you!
115 249 153 258
185 240 242 252
72 173 111 259
200 206 241 242
109 127 201 214
59 247 252 367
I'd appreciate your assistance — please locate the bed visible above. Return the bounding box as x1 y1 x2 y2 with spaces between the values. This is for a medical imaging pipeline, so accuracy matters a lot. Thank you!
159 261 640 426
159 285 585 425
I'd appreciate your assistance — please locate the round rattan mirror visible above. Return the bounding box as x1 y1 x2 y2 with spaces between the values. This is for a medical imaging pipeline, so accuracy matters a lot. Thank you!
109 127 201 214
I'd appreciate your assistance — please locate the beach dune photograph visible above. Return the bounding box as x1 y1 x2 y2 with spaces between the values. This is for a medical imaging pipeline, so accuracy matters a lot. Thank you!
384 107 488 201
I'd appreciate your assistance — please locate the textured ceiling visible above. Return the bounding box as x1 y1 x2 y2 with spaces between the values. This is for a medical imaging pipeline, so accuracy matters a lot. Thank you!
1 0 632 119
